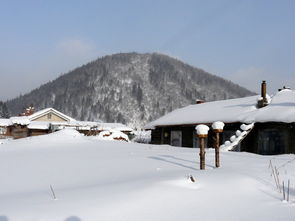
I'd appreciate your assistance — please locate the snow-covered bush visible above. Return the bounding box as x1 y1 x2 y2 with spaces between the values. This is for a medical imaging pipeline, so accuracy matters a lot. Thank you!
98 131 111 138
132 130 151 144
110 131 129 142
95 130 129 142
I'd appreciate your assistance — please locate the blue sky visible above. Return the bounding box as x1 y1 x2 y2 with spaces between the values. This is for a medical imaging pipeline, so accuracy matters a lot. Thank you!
1 0 295 100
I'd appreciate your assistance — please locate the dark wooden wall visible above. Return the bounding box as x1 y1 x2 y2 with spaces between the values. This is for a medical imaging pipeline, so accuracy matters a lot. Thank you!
289 123 295 153
11 125 29 139
151 128 162 144
242 122 295 154
151 126 196 147
151 122 295 155
28 129 49 137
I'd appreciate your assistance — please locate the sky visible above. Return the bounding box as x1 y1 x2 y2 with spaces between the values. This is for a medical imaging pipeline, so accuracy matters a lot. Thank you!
0 0 295 100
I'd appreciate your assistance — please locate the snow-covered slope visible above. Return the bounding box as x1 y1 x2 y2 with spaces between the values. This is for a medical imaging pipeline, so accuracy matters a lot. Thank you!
6 52 254 128
0 129 294 220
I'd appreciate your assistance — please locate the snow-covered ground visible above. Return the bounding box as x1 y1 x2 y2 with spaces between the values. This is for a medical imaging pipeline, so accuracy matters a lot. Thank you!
0 129 294 221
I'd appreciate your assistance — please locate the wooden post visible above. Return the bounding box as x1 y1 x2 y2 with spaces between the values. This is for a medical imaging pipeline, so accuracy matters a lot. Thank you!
198 134 207 170
212 122 224 168
196 125 209 170
213 130 222 168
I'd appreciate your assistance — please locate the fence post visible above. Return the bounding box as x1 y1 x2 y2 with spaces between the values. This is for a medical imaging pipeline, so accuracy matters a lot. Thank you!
196 125 209 170
212 121 224 168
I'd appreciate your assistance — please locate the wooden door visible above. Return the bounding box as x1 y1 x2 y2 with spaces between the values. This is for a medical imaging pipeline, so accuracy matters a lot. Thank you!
170 131 182 147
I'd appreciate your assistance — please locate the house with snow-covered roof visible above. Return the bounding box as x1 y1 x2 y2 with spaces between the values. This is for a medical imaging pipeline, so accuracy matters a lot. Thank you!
28 107 76 122
0 107 133 140
145 81 295 155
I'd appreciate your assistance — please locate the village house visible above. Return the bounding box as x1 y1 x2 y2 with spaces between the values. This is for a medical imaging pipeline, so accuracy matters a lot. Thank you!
145 82 295 155
0 107 133 140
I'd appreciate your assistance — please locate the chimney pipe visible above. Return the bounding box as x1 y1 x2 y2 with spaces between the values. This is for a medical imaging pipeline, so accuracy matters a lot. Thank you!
261 80 266 101
258 80 268 108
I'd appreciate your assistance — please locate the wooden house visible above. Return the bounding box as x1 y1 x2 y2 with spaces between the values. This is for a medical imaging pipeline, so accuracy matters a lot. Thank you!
28 108 76 123
0 107 133 140
145 82 295 155
9 116 31 139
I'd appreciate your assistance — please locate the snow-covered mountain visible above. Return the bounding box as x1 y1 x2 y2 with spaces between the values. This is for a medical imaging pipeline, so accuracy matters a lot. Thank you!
6 52 254 128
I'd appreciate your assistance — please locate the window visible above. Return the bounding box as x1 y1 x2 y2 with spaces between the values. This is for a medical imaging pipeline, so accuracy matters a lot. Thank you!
47 113 52 119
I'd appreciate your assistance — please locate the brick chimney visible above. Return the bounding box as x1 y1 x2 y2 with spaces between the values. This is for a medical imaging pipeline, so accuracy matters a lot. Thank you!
20 104 35 116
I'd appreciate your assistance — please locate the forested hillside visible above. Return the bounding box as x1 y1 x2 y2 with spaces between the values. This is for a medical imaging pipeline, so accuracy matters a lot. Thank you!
6 53 254 128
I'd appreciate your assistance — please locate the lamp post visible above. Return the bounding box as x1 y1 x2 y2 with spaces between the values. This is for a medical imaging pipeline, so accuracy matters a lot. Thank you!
212 121 225 168
196 125 209 170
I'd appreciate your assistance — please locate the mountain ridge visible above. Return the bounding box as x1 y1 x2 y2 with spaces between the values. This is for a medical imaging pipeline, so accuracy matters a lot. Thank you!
6 52 255 128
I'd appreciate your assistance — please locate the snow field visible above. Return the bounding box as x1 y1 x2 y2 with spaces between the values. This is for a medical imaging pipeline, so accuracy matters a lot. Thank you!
0 129 294 221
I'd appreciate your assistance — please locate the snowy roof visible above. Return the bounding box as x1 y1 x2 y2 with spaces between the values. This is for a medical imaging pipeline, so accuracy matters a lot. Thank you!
28 108 76 122
0 119 12 127
74 121 100 127
145 89 295 129
27 121 50 130
72 122 133 131
50 121 133 132
0 108 133 132
98 123 133 132
10 116 31 125
145 95 259 129
241 89 295 123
